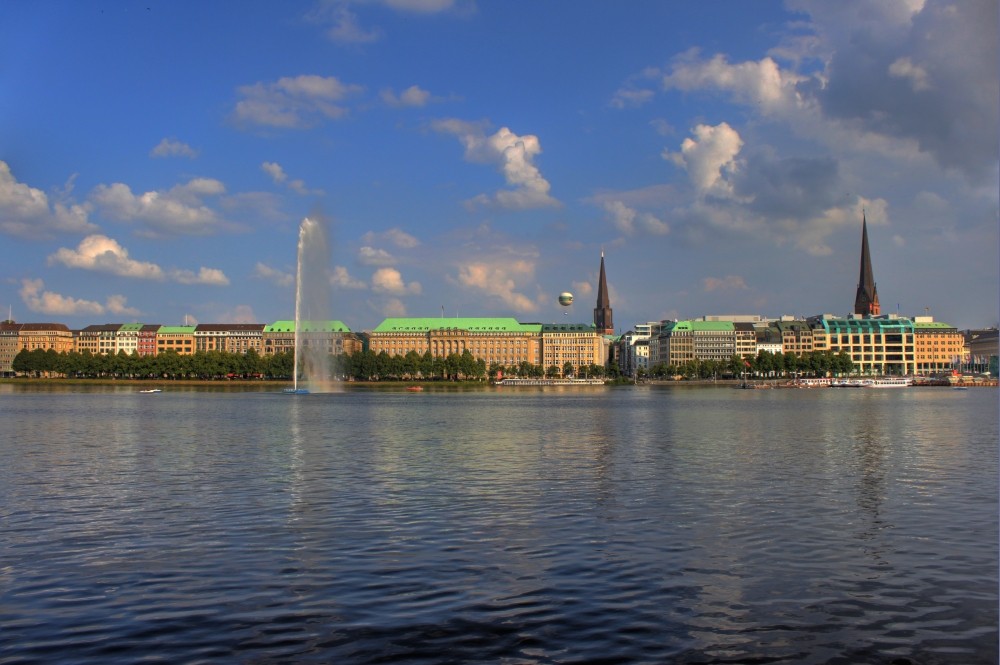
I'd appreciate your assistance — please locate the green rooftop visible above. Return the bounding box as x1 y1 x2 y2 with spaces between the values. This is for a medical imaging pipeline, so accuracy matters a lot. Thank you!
372 317 541 333
670 320 736 332
158 326 196 334
264 320 352 333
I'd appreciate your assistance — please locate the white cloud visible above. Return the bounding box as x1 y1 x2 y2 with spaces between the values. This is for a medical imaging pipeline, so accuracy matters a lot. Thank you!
371 267 421 295
261 161 314 195
90 178 225 236
361 228 418 248
358 246 397 266
602 200 669 236
233 75 363 128
661 51 808 115
454 260 539 313
150 138 198 159
48 234 229 285
254 262 294 288
48 235 165 280
0 161 97 239
331 265 367 289
664 122 744 198
19 278 137 317
433 120 559 210
703 275 749 292
379 297 408 318
381 85 432 107
888 57 931 91
170 267 229 286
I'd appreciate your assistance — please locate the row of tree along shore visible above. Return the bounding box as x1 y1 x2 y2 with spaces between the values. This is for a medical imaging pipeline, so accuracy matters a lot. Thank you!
10 347 861 383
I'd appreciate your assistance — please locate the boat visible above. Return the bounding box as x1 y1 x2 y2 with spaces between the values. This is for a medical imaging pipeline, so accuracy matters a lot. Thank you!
495 377 605 386
406 386 424 392
139 388 162 393
830 379 868 388
863 377 912 388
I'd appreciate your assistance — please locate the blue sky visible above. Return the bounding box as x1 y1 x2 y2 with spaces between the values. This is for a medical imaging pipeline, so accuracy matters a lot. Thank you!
2 0 997 332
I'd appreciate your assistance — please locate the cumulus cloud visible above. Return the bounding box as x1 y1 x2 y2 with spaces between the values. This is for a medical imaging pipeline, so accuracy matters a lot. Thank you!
602 200 669 236
703 275 749 292
432 119 559 210
233 75 363 128
48 234 229 285
48 235 164 279
254 262 294 287
454 260 539 313
0 161 97 239
170 267 229 286
661 51 808 115
371 267 421 295
261 161 315 195
664 122 744 198
19 278 138 317
90 177 225 236
358 246 397 266
362 227 420 249
331 265 367 289
379 297 408 318
150 138 198 159
381 85 432 107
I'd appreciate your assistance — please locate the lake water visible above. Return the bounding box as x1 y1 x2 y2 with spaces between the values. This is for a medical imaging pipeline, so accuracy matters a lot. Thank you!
1 383 996 664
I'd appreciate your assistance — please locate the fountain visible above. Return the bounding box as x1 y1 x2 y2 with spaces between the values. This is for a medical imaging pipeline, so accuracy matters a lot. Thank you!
284 216 337 394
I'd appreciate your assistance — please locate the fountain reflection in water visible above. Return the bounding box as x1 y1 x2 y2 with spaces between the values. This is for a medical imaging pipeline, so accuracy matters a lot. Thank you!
288 216 339 394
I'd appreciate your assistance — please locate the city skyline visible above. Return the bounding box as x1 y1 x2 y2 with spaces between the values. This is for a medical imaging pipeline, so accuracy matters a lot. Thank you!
2 1 997 332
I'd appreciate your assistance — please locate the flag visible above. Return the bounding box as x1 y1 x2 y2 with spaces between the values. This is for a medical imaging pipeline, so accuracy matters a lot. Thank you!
744 360 751 368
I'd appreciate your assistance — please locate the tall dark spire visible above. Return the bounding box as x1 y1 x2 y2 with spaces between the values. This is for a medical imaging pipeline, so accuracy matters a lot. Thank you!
854 212 880 317
594 251 614 335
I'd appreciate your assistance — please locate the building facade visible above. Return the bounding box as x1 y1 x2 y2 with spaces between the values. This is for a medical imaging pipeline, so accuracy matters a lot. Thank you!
809 315 915 375
262 320 359 357
367 318 543 368
540 323 605 375
912 318 965 373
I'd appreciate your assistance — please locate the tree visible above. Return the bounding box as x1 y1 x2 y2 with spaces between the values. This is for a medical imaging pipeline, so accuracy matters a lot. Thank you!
562 361 574 378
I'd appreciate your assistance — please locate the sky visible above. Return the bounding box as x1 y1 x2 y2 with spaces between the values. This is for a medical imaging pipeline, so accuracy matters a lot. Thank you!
1 0 997 333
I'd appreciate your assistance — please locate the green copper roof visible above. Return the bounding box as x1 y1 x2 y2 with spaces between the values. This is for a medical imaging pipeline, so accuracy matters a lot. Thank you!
372 317 541 333
814 317 915 333
264 320 352 333
670 320 735 332
119 323 144 331
541 323 597 332
913 321 956 330
158 326 196 334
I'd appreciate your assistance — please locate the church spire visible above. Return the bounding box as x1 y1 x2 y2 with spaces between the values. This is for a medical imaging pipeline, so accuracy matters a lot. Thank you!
594 251 614 334
854 211 880 317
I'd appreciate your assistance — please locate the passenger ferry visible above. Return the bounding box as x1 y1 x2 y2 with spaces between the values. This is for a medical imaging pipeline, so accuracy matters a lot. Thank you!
863 377 912 388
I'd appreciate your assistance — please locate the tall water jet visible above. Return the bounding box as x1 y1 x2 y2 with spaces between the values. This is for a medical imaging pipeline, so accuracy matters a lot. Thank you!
289 216 337 393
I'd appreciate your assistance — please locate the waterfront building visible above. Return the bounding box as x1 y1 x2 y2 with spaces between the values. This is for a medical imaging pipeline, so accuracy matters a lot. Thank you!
116 323 143 356
367 317 543 368
75 324 122 356
541 323 605 375
262 320 360 357
594 252 614 336
734 322 757 358
137 324 160 356
0 322 74 376
771 318 815 356
194 323 266 354
615 324 654 377
0 321 18 376
808 315 915 375
854 213 881 317
912 317 965 373
965 328 999 375
156 326 196 356
656 320 737 367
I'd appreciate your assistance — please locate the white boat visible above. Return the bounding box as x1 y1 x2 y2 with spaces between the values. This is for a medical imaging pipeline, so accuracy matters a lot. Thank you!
139 388 162 393
863 377 912 388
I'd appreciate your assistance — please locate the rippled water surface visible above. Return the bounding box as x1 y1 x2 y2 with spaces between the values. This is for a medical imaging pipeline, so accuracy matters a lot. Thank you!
1 384 996 664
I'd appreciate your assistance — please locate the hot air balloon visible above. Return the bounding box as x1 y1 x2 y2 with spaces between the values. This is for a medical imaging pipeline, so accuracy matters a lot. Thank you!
558 292 574 307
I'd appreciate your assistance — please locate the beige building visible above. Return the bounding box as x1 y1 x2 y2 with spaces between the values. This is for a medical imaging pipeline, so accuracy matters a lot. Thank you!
912 318 965 373
156 326 197 356
194 324 266 354
0 322 74 375
367 317 543 368
540 323 605 374
262 320 361 357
